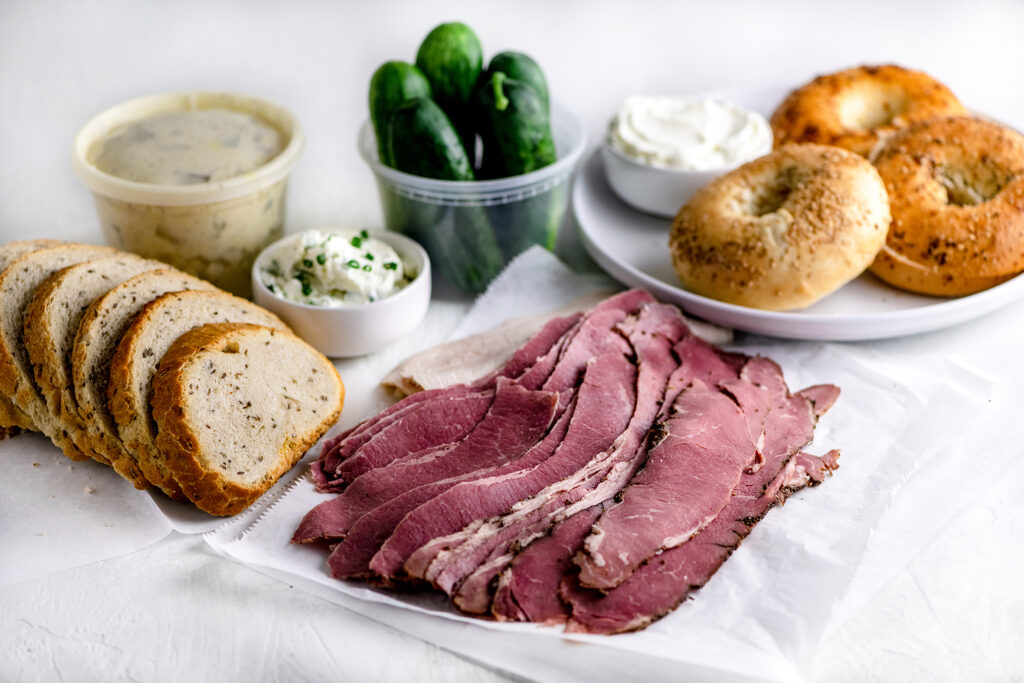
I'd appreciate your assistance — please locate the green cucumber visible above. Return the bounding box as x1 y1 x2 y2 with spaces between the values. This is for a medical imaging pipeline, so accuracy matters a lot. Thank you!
386 98 474 180
415 22 483 159
475 72 557 178
484 51 549 113
368 61 432 166
384 98 503 292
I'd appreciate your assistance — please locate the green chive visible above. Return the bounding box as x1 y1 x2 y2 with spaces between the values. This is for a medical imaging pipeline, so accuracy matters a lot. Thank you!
362 264 372 272
365 253 374 261
302 283 312 296
347 259 359 268
316 253 327 265
302 258 313 268
350 236 362 248
383 262 397 270
360 229 369 239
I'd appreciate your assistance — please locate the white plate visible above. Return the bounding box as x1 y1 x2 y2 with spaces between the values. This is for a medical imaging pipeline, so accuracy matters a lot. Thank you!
574 86 1024 341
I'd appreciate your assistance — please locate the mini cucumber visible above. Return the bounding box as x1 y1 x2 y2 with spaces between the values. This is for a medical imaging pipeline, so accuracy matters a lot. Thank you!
368 61 433 166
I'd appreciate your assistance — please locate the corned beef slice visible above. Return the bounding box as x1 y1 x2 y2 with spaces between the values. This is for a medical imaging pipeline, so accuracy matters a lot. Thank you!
420 304 689 598
564 372 838 634
370 352 637 580
295 379 557 545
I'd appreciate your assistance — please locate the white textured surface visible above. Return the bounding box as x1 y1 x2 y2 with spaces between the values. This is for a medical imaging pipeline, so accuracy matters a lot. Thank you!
2 1 1024 681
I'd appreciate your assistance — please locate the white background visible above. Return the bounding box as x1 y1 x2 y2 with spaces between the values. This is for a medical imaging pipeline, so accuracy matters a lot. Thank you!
2 1 1024 681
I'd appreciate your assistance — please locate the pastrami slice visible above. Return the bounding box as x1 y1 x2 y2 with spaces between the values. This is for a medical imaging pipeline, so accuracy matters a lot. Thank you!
564 370 827 634
422 304 691 598
371 352 638 580
575 379 758 591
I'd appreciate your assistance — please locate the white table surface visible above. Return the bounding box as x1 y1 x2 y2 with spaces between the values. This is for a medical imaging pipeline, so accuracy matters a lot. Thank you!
3 1 1024 681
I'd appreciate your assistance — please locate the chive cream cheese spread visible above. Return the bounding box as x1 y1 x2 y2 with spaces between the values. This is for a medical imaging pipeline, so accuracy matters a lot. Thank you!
607 97 772 170
261 230 413 306
92 108 284 184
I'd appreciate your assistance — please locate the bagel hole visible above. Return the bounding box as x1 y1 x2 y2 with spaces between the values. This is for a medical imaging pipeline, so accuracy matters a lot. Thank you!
839 86 908 131
937 165 1006 206
747 176 795 217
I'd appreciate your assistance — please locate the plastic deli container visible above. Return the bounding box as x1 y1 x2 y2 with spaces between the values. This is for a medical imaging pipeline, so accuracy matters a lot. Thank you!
358 104 586 294
73 92 304 297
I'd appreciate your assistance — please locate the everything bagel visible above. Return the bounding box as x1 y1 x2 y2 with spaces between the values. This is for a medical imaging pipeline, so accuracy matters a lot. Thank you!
669 144 890 311
870 115 1024 296
770 65 965 158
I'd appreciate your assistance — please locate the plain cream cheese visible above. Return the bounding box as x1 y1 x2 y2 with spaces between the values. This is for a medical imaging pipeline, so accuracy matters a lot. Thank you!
261 230 413 306
607 97 772 170
91 108 283 184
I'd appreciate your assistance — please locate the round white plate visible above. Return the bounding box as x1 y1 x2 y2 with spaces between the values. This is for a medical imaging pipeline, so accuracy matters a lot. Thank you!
574 86 1024 341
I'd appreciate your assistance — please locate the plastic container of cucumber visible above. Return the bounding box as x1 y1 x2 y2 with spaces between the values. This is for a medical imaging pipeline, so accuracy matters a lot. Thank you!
358 103 586 294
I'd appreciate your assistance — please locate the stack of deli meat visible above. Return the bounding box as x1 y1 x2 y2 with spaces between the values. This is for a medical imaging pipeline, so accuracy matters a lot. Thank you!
294 290 841 634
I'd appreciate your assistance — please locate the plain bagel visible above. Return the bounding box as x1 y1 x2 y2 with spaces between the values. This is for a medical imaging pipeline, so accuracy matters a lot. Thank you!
870 115 1024 296
669 143 890 311
770 65 965 158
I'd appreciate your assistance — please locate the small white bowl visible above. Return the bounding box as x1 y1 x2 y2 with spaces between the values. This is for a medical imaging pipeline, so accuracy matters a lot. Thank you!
251 230 431 358
601 142 745 218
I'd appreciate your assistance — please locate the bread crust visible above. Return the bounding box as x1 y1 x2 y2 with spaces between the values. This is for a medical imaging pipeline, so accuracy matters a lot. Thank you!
151 323 343 516
770 65 965 157
71 268 217 488
0 244 120 459
0 239 63 431
869 115 1024 295
23 255 160 467
670 143 890 310
107 290 289 499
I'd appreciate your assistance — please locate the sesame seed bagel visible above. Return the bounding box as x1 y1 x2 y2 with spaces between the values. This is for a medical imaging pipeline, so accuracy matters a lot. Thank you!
869 116 1024 296
771 65 965 158
669 143 890 311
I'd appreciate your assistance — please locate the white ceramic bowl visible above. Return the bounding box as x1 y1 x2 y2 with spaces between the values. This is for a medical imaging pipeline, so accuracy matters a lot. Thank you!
251 230 431 358
602 142 750 218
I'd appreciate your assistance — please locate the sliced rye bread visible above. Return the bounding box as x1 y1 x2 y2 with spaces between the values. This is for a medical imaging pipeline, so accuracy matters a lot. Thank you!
72 268 217 488
151 323 343 516
24 255 164 466
0 239 63 432
0 243 120 458
108 290 290 499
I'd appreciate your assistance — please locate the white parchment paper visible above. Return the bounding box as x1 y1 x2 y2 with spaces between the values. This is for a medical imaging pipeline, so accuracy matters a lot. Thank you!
206 248 993 682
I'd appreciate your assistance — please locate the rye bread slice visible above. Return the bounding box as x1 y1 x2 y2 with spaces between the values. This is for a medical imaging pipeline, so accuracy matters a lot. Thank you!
151 323 343 516
24 255 164 466
108 290 289 499
72 268 217 488
0 239 63 432
0 243 120 459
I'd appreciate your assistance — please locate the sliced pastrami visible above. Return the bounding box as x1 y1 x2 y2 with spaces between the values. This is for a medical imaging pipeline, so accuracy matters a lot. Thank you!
312 312 582 489
797 384 841 418
311 385 478 489
322 389 495 489
296 443 459 544
370 352 637 579
413 304 690 597
327 396 577 579
489 503 608 623
564 367 830 634
297 379 557 544
469 312 583 389
575 379 758 591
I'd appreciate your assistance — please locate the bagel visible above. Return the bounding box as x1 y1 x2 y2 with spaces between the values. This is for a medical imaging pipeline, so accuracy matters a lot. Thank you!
869 115 1024 296
770 65 965 157
669 144 890 311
